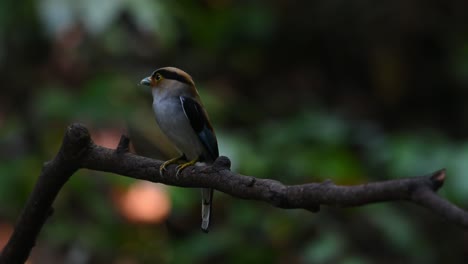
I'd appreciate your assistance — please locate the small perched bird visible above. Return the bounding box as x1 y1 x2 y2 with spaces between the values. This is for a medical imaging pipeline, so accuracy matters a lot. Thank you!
140 67 218 232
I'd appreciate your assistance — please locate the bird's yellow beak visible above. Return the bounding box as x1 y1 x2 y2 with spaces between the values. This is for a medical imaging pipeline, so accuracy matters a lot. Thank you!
140 77 152 87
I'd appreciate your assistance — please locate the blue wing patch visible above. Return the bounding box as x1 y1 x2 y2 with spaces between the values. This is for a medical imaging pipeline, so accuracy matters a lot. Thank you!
180 96 219 161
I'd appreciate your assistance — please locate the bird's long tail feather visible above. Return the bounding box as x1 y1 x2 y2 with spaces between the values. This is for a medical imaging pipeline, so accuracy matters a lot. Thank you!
201 187 213 232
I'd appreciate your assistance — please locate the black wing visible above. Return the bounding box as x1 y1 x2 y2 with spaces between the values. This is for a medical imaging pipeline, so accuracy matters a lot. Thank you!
180 96 219 161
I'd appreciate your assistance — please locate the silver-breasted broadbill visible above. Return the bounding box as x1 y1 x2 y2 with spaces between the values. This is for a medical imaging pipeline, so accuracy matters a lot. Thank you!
140 67 218 232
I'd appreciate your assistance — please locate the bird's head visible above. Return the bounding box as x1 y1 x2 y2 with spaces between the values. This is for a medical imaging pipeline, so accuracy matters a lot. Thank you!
140 67 196 97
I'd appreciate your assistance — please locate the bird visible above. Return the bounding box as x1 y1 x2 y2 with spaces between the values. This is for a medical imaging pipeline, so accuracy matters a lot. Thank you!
140 67 218 232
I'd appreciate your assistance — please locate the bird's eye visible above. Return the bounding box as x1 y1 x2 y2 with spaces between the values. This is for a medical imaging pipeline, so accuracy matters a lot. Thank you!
155 74 162 81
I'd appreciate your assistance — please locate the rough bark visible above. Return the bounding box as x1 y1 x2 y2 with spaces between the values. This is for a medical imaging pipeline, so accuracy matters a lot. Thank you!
1 123 467 263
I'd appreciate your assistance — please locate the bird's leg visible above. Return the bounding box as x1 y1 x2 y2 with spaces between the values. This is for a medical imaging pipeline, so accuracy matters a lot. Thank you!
175 158 199 177
160 154 185 176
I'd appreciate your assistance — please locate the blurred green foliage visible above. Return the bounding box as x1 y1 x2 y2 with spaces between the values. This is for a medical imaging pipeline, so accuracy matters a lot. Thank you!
1 0 468 263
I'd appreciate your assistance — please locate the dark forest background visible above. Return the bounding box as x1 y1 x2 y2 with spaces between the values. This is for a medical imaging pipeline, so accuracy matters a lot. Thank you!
1 0 468 263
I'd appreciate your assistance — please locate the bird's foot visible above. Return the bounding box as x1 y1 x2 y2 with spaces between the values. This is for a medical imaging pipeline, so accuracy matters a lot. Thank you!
159 155 185 176
176 159 198 177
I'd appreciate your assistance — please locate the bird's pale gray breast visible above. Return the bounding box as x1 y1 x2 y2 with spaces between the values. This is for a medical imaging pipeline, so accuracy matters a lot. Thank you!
153 97 204 160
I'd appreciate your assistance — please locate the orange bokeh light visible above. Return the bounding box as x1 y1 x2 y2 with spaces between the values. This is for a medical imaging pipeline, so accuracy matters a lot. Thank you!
91 128 124 149
114 181 171 224
0 221 13 251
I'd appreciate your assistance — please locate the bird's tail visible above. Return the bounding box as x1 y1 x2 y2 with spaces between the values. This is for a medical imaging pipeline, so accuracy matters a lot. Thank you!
201 187 213 232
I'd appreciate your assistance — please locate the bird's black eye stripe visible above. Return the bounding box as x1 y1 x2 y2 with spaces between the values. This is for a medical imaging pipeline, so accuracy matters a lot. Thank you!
152 69 192 85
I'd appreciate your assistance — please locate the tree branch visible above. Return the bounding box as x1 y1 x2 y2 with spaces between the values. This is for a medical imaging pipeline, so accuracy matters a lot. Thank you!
1 123 467 263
